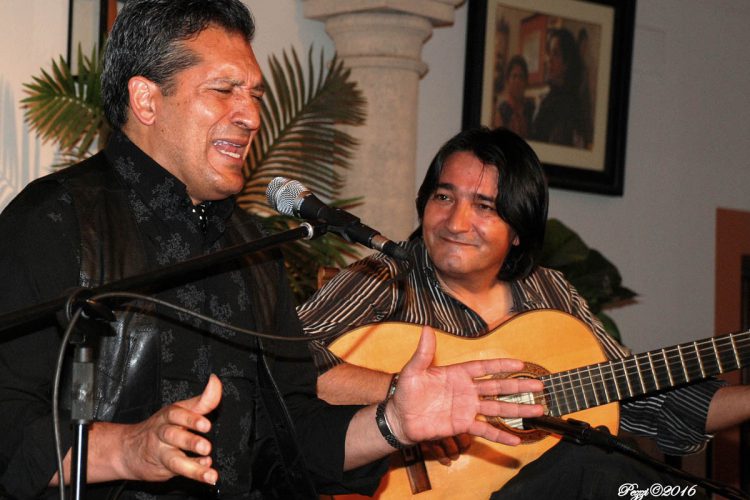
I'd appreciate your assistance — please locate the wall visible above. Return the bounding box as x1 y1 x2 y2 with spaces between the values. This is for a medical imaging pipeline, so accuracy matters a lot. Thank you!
3 0 750 354
0 1 67 208
549 0 750 353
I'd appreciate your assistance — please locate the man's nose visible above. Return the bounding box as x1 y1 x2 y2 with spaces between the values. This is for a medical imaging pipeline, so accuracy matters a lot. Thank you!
445 202 472 233
232 95 261 131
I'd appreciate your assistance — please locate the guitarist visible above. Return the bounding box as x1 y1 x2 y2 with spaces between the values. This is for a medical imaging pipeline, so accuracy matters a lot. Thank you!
298 127 750 498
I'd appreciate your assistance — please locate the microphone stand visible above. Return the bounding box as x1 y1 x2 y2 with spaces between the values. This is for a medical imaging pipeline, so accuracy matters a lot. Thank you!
524 416 749 500
0 222 324 500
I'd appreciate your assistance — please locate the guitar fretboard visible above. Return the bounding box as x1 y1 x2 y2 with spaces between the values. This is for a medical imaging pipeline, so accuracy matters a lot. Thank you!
541 330 750 417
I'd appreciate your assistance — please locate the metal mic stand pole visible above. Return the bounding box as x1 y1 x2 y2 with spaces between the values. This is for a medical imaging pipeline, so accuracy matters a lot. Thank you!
70 343 93 500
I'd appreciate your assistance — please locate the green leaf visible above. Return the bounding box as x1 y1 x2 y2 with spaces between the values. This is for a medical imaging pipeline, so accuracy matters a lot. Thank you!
540 218 637 342
595 312 622 343
22 44 109 161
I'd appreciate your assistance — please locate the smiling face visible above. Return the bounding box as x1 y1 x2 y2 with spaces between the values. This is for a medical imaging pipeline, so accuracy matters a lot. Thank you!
422 151 518 288
126 25 264 204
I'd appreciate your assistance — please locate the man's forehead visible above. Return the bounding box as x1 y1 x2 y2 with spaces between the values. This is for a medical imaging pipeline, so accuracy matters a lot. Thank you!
436 162 499 198
178 29 263 84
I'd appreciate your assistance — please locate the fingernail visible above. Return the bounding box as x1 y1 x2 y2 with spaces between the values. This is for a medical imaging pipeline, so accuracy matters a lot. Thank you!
204 470 217 485
197 441 210 455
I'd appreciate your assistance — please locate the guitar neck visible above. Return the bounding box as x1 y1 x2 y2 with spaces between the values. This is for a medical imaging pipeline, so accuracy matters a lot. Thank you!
542 330 750 417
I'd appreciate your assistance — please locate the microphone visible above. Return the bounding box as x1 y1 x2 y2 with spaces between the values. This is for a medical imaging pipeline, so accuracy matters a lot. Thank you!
266 177 408 261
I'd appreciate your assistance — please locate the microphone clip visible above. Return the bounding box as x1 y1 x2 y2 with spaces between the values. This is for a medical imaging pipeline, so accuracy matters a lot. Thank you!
523 415 627 452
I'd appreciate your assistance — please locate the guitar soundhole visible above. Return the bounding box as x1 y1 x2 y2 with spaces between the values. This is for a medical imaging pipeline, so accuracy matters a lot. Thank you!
484 362 550 443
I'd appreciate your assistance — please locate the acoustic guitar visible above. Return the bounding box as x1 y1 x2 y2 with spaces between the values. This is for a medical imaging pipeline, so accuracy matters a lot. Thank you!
327 309 750 499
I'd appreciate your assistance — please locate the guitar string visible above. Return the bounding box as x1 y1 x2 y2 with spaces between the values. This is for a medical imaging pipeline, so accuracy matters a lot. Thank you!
543 334 750 410
543 338 750 416
498 335 750 416
544 333 750 389
537 333 749 415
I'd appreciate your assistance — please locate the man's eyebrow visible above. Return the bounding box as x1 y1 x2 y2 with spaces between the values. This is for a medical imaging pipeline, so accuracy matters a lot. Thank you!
212 78 266 92
436 182 495 202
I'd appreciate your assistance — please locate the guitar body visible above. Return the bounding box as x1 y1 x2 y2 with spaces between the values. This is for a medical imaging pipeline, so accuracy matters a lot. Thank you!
328 310 620 500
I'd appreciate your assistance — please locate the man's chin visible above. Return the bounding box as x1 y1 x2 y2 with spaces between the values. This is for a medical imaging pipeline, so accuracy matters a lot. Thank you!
189 183 243 204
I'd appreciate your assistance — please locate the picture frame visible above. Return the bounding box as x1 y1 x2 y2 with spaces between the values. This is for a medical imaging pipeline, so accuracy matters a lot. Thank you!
462 0 636 196
67 0 125 66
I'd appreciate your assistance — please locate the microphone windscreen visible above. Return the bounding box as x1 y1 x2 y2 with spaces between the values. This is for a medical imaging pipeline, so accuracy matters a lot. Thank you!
265 176 289 208
266 177 307 216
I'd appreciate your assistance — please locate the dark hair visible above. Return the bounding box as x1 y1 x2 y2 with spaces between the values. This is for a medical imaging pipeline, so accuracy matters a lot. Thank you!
102 0 256 130
412 127 548 281
548 28 582 91
505 55 529 82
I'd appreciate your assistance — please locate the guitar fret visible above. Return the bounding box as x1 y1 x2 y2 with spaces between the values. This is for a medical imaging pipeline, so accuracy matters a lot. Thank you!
610 363 623 400
661 349 674 386
544 377 563 417
676 344 690 382
716 337 737 372
646 352 660 390
586 366 601 406
634 355 647 394
564 375 576 414
700 339 720 375
577 369 591 409
638 353 658 391
730 335 742 368
598 364 612 403
694 341 706 378
556 375 573 415
620 358 634 398
739 333 750 365
565 371 581 412
711 338 724 373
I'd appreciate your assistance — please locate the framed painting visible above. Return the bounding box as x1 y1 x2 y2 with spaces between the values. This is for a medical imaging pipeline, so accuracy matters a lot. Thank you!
67 0 126 65
462 0 636 195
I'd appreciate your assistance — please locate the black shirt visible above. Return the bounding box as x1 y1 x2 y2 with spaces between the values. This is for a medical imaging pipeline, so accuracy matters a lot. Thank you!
0 132 378 498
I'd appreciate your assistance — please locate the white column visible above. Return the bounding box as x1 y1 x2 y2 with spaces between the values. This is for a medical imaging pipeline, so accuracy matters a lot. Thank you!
303 0 464 241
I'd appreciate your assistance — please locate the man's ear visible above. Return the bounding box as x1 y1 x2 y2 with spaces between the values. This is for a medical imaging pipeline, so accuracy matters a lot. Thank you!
127 76 161 126
512 234 520 246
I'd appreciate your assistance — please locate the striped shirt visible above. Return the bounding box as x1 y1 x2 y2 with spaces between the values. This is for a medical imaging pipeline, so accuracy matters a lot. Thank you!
298 238 723 455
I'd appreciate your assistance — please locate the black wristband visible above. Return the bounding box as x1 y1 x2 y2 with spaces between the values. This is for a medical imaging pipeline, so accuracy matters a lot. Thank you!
375 400 408 450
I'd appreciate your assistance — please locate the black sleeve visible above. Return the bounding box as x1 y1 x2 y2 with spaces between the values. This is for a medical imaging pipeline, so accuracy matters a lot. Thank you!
265 259 386 495
0 181 81 497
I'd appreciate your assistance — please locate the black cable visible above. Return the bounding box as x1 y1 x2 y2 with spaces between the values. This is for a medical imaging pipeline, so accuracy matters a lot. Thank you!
53 307 83 500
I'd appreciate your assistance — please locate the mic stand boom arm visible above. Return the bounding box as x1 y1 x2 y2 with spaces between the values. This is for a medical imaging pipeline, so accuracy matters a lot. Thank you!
0 222 324 333
524 416 749 500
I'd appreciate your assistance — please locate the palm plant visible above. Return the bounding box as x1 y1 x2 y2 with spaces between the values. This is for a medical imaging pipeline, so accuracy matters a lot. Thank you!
22 45 109 167
22 45 365 302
